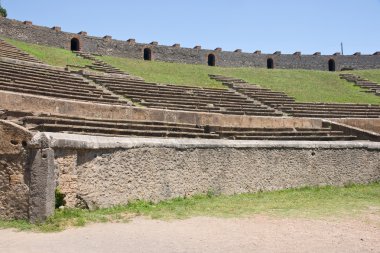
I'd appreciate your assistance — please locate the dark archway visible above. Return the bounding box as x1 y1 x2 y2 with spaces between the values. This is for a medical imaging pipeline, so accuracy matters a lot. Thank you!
70 38 80 51
208 54 216 66
144 48 152 61
267 58 274 69
328 59 336 71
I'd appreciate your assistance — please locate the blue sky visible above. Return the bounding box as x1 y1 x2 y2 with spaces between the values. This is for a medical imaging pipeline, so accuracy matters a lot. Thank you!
3 0 380 54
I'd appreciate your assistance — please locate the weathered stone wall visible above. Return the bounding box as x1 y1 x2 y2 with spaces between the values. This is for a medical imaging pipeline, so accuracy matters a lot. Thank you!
0 120 32 220
1 18 379 70
48 134 380 209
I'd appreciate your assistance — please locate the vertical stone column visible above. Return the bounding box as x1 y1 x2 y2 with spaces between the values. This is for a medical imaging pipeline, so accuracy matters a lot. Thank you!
28 134 55 223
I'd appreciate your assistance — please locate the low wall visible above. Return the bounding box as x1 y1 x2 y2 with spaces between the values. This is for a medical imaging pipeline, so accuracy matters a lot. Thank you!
333 118 380 134
0 120 32 220
0 90 321 128
41 133 380 211
1 18 379 70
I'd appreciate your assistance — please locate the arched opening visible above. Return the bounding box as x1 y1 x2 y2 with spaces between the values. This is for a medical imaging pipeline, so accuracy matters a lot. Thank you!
208 54 216 66
70 38 80 51
328 59 336 71
267 58 274 69
143 48 152 61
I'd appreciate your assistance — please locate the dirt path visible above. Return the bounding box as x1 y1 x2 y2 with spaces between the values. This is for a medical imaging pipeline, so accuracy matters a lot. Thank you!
0 216 379 253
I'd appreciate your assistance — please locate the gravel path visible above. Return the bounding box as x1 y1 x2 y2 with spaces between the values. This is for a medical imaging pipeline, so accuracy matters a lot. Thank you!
0 216 379 253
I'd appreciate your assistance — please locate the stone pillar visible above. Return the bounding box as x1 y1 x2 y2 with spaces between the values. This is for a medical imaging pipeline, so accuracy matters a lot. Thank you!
28 134 55 223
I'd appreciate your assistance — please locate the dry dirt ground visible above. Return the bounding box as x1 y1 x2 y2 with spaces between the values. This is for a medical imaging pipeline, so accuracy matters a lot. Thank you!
0 216 379 253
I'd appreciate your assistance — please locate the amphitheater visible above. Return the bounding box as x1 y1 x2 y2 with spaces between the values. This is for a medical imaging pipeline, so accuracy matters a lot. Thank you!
0 18 379 223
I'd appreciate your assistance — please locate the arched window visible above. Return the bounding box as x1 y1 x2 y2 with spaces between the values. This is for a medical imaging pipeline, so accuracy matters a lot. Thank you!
208 54 216 66
143 48 152 61
267 58 274 69
70 38 80 51
328 59 336 71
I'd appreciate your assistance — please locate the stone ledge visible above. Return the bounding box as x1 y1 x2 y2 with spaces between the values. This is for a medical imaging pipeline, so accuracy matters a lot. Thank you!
33 132 380 151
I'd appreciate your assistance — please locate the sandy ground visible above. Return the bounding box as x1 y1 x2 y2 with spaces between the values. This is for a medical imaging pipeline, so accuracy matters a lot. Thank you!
0 216 379 253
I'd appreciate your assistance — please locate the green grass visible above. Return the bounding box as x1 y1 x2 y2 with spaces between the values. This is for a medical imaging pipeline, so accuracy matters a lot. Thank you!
351 69 380 84
1 183 379 233
100 56 380 104
2 37 92 68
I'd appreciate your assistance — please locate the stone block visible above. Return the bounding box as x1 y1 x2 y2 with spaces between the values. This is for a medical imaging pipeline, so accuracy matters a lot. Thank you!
127 38 136 45
52 26 61 32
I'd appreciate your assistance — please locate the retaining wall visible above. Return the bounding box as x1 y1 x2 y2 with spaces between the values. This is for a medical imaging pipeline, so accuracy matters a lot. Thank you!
44 133 380 211
1 18 379 70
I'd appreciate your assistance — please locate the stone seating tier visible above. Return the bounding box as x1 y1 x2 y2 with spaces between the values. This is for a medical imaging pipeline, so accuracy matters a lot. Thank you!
85 74 283 117
10 113 357 141
210 74 380 118
0 39 42 63
0 59 126 105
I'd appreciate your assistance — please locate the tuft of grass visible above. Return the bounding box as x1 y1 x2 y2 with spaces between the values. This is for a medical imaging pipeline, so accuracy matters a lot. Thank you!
2 37 92 68
100 56 380 104
0 183 379 232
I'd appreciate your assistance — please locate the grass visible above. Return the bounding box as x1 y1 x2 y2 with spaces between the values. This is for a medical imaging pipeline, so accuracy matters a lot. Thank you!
351 69 380 84
2 37 92 68
100 56 380 104
1 183 379 233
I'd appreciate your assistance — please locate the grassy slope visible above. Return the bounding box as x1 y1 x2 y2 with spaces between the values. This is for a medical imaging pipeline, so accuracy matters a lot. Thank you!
0 183 379 232
3 37 92 68
101 56 380 104
351 70 380 84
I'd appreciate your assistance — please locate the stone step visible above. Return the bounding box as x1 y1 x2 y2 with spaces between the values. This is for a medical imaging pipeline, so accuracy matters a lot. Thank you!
218 130 345 137
0 80 116 99
0 83 124 104
31 124 219 139
233 135 357 141
23 117 205 133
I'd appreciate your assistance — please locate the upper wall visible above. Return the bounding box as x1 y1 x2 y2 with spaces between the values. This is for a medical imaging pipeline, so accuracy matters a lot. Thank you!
1 18 380 70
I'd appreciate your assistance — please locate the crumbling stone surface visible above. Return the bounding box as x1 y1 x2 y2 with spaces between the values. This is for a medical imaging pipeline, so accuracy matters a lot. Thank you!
0 120 32 220
53 144 380 210
0 154 29 220
54 150 79 208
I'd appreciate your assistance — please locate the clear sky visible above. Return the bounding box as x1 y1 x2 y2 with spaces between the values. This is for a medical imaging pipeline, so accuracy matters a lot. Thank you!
2 0 380 55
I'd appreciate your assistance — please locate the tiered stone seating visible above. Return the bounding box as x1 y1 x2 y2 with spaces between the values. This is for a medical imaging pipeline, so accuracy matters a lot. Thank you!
340 73 380 96
210 74 380 118
75 51 127 75
0 39 42 63
5 113 357 141
0 59 127 104
20 114 219 139
84 74 283 116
